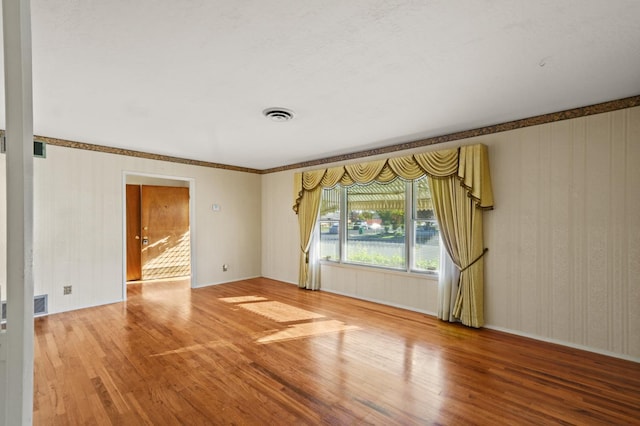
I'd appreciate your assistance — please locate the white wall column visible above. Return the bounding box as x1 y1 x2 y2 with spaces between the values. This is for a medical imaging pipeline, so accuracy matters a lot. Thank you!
1 0 35 424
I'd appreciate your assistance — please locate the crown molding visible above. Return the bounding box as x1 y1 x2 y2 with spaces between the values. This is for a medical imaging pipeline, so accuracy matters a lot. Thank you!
2 94 638 175
261 94 640 174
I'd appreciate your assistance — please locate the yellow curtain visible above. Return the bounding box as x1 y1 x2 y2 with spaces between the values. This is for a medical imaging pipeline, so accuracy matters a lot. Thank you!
429 176 486 327
292 144 493 325
427 144 492 327
458 144 494 209
296 181 323 288
293 148 462 209
344 160 387 183
414 149 459 177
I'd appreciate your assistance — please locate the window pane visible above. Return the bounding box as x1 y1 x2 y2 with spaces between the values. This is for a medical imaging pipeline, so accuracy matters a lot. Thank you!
345 180 406 269
413 177 439 271
413 219 439 271
413 177 433 218
319 187 340 261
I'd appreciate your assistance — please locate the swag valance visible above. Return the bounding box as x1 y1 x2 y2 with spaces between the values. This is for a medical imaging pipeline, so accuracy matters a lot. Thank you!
293 144 493 213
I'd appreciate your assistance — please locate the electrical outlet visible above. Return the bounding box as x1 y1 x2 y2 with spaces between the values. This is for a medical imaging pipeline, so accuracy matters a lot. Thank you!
63 285 72 295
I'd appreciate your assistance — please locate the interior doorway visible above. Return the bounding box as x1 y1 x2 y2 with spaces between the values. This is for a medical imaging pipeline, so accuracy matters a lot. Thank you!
123 173 195 298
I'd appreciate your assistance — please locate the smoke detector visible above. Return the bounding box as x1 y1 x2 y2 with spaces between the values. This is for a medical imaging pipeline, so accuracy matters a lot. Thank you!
263 107 295 122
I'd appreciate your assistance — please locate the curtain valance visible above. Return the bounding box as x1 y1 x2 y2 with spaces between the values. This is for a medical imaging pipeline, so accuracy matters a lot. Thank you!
293 144 493 213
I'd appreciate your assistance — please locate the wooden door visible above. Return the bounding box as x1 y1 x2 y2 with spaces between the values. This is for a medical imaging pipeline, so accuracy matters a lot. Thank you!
126 185 142 281
140 185 190 280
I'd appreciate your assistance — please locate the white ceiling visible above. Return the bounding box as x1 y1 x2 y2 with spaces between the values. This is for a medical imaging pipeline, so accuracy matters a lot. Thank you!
1 0 639 170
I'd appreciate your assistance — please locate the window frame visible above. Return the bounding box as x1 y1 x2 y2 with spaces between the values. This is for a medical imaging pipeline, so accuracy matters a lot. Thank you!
319 177 439 276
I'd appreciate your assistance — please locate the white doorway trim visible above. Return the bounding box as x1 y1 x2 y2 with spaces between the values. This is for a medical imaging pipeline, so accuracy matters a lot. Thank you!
121 171 196 301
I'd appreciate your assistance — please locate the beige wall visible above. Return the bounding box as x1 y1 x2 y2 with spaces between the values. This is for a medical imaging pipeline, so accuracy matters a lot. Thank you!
261 170 299 284
0 145 261 313
483 107 640 359
261 106 640 360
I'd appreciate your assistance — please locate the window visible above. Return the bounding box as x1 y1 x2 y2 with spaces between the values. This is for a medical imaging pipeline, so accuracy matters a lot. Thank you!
346 180 406 268
319 176 440 273
412 177 440 272
318 187 341 261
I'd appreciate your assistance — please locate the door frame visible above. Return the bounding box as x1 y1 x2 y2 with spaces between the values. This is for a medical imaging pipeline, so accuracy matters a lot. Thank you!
121 172 196 301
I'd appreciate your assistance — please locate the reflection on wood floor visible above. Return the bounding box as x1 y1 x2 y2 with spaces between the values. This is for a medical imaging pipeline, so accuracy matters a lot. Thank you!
33 277 640 425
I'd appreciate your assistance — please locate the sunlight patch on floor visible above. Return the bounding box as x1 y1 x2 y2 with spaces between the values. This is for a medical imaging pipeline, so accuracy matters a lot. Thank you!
219 295 268 303
220 295 359 344
149 340 231 357
236 301 325 322
256 320 359 344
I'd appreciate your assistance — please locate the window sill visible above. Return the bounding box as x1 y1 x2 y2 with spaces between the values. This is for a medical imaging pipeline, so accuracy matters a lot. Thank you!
320 259 439 281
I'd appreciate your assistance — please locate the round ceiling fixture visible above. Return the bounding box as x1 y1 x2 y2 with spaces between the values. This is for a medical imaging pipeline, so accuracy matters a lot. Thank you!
263 107 295 122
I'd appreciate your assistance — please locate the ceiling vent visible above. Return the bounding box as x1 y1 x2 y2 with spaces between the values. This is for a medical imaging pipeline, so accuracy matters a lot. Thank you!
263 108 295 122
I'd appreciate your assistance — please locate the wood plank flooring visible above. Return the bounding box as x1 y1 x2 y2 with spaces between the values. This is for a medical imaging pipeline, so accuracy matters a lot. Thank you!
33 277 640 425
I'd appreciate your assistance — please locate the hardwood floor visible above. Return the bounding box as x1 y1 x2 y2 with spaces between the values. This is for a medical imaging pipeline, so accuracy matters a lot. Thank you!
34 277 640 425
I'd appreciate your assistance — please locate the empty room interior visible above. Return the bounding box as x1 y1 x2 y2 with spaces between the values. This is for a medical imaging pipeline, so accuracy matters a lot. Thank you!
1 1 640 424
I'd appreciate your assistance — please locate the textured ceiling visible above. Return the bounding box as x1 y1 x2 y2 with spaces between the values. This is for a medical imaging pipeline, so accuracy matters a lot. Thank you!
1 0 639 170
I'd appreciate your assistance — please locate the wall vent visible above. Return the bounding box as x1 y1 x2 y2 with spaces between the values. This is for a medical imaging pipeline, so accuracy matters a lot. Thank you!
33 140 46 158
1 294 48 322
0 137 46 158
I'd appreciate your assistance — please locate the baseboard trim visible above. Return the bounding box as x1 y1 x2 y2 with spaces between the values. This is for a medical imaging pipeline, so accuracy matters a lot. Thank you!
321 287 436 317
192 275 262 288
43 298 124 317
260 275 298 286
484 324 640 363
